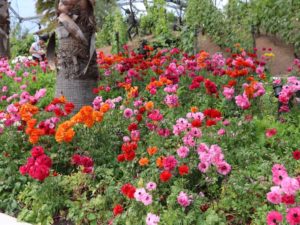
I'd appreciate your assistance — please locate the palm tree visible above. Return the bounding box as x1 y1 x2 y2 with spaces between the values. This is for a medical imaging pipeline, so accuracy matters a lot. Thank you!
54 0 99 112
0 0 10 58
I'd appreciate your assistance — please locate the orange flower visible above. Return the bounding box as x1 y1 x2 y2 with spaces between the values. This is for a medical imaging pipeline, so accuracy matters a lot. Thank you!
93 111 104 122
139 157 149 166
156 156 164 168
147 146 158 156
191 106 198 113
64 128 75 142
100 103 110 113
145 101 154 111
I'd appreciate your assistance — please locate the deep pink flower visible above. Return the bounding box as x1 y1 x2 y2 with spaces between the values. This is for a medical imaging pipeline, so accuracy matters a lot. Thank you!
286 207 300 225
163 156 178 171
266 211 283 225
266 128 277 138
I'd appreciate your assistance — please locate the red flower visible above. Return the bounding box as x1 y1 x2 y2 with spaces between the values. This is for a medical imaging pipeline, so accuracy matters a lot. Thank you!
178 164 189 176
293 150 300 160
206 119 217 127
121 183 136 199
128 123 138 131
113 204 123 216
191 119 202 127
65 102 75 114
160 170 172 182
136 114 143 122
92 88 99 94
31 146 44 158
282 194 295 205
117 154 125 162
203 108 222 118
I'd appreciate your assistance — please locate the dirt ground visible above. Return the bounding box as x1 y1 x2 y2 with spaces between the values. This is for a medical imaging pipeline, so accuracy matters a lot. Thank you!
255 35 295 76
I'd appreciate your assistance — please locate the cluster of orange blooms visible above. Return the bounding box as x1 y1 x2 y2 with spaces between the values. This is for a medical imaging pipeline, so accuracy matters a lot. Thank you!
197 51 210 69
55 103 110 143
19 103 44 144
138 146 165 167
146 77 172 91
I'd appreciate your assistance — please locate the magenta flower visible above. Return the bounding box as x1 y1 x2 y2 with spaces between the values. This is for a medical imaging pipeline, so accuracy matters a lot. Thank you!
266 211 283 225
286 207 300 225
123 108 133 119
266 128 277 138
163 156 178 171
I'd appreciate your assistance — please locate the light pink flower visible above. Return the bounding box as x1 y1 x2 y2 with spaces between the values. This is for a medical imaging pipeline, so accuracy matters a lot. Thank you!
177 146 190 158
177 191 191 207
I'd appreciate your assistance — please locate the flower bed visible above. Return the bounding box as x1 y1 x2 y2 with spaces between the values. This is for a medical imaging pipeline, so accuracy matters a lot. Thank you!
0 48 299 225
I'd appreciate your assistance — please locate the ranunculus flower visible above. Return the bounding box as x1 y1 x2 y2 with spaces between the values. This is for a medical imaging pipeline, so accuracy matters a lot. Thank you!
265 128 277 138
113 204 123 216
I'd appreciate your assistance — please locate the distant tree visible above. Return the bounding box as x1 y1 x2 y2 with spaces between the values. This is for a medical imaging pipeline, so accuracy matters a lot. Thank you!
0 0 10 58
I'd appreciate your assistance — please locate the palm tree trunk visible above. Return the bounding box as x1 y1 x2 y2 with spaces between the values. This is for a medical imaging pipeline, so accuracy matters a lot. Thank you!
0 0 10 58
55 0 99 112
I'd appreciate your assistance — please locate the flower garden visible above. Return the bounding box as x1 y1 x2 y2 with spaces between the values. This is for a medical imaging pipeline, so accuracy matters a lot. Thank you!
0 46 299 225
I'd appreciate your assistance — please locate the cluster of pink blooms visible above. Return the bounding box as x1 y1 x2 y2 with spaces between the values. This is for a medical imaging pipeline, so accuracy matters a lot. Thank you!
71 154 94 174
134 184 154 206
177 191 192 207
223 87 235 100
164 94 179 108
173 112 204 147
93 96 123 111
276 77 300 112
266 164 300 225
235 94 251 110
19 146 52 181
146 213 160 225
197 143 231 175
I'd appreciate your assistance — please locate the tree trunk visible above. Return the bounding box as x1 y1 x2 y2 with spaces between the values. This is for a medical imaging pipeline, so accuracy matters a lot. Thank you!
0 0 10 58
55 0 99 112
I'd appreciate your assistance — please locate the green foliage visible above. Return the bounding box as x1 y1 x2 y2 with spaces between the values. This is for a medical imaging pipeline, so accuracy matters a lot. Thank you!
96 9 128 53
10 30 35 58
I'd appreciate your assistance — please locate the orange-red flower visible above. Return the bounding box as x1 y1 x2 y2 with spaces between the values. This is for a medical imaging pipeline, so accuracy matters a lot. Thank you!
139 157 149 166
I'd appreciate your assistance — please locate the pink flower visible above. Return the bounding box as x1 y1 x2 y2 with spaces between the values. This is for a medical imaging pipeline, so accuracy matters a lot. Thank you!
223 87 235 100
266 186 282 204
164 95 179 108
134 188 147 201
189 127 202 138
266 128 277 138
146 213 160 225
223 119 230 126
198 162 210 173
216 162 231 175
286 207 300 225
235 94 251 110
281 177 300 195
217 128 226 136
146 182 157 191
177 146 190 158
123 108 133 119
266 211 283 225
272 170 288 185
177 191 191 207
141 193 153 206
163 156 178 171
